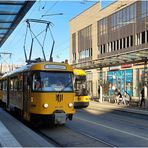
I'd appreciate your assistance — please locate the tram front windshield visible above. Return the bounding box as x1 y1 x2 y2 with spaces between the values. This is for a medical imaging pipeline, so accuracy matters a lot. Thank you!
32 71 73 92
75 76 88 96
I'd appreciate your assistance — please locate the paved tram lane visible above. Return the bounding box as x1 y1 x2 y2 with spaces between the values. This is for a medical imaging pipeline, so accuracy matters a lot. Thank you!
66 101 148 147
0 108 53 147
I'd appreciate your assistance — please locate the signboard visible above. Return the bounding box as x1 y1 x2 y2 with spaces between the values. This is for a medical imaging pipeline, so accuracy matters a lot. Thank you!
121 64 132 68
109 66 121 71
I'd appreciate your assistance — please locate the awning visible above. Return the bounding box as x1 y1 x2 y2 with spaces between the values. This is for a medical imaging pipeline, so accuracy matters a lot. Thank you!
0 0 35 47
72 48 148 70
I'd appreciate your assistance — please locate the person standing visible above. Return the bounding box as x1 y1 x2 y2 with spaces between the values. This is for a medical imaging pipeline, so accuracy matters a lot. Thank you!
140 87 144 107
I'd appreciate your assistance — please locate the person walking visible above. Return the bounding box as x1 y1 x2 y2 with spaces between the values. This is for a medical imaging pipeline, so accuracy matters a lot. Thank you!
140 87 144 107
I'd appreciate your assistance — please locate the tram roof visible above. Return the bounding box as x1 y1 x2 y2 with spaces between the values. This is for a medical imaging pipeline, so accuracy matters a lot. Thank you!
73 69 86 76
2 61 73 78
0 0 35 47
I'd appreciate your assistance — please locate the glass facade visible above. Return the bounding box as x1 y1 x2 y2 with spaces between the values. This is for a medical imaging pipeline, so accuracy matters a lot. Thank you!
99 18 107 35
107 69 133 96
79 48 92 59
111 3 136 30
98 2 136 34
141 1 148 18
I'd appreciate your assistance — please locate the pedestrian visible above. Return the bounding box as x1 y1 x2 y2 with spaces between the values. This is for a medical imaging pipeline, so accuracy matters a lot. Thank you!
121 91 130 105
116 89 123 105
98 85 100 97
140 87 145 107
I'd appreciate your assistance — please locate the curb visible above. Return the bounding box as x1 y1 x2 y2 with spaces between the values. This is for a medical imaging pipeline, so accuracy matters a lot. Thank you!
90 101 148 116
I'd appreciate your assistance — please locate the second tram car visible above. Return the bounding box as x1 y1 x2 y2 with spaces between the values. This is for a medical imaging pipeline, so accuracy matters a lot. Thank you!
1 61 75 124
73 69 89 108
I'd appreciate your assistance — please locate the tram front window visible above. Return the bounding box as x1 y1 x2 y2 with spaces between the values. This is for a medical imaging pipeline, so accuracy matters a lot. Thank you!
75 76 88 96
32 72 73 92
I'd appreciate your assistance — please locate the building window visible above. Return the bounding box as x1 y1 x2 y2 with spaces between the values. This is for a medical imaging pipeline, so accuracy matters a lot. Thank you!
117 40 119 50
103 44 106 53
100 45 102 54
99 18 108 35
110 3 136 30
120 39 122 49
123 38 126 48
126 7 130 22
100 44 106 54
127 36 129 48
114 41 116 51
78 25 92 52
141 1 147 18
111 42 113 51
129 3 136 20
147 31 148 43
79 48 92 59
136 33 141 45
142 31 145 44
130 35 133 46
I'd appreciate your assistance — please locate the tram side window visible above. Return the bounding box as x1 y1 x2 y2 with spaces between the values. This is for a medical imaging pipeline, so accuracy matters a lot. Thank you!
3 80 7 90
14 79 18 91
18 80 23 91
0 81 3 90
32 73 41 91
10 79 14 90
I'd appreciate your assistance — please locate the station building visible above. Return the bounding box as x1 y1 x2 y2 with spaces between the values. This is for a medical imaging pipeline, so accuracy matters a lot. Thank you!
70 0 148 100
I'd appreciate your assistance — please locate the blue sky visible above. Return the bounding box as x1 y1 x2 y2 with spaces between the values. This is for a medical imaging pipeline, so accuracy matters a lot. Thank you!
1 0 114 65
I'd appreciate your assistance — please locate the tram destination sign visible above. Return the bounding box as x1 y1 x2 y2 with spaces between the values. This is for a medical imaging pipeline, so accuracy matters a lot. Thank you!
44 64 66 70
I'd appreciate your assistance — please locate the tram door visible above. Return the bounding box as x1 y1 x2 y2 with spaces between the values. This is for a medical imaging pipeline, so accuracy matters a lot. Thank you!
23 72 31 120
6 78 10 109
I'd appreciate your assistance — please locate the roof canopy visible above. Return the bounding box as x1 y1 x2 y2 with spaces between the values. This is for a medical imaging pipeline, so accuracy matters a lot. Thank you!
72 48 148 70
0 0 35 47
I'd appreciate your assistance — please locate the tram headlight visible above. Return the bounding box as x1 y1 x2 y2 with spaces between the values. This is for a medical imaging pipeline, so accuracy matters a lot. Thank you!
68 103 73 108
43 103 48 108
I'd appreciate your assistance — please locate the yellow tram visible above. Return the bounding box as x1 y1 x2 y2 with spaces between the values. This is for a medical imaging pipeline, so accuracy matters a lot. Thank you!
1 62 75 124
73 69 89 108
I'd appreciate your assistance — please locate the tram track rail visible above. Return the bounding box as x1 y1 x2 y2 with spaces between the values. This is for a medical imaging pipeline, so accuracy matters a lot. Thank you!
66 126 116 147
34 124 116 147
35 127 63 147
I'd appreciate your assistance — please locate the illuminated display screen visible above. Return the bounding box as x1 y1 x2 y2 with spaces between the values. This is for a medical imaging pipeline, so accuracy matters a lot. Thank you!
44 64 66 70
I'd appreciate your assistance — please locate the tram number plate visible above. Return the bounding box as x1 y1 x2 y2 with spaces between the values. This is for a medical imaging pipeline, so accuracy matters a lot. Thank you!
54 113 66 124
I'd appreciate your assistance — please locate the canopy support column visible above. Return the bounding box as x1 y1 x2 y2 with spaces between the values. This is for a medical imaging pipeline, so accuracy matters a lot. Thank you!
98 67 103 103
144 58 148 108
